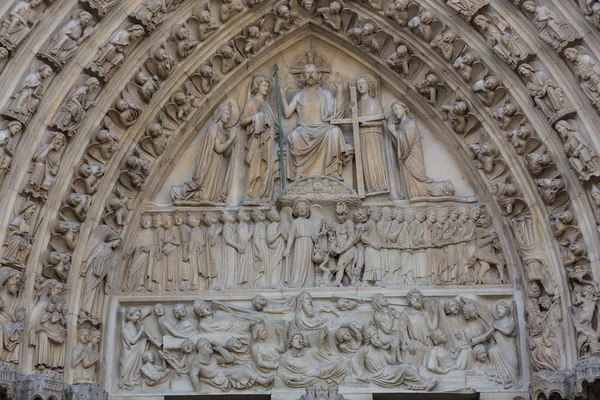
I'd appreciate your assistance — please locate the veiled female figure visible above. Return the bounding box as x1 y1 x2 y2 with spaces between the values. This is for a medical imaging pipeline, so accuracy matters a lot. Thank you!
220 211 241 290
24 132 66 199
283 200 316 288
119 307 155 390
372 293 401 343
356 76 389 195
388 101 454 198
518 64 566 120
237 210 254 288
242 75 278 204
171 103 237 203
522 2 576 51
266 208 287 288
486 301 519 387
204 212 222 290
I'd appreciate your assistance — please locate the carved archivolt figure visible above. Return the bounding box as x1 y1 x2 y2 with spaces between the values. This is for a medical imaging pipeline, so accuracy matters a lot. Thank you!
388 101 455 198
3 63 53 124
81 0 121 17
214 44 242 74
356 76 389 195
242 76 278 204
408 10 435 42
556 120 600 180
430 29 458 62
281 64 348 180
172 25 199 59
416 73 438 104
387 45 410 75
385 0 410 26
88 25 145 80
471 75 501 107
274 3 302 35
351 324 440 390
522 1 579 52
171 103 236 204
220 0 244 22
473 15 530 68
564 48 600 111
536 178 565 206
135 71 160 102
453 51 476 82
493 101 518 130
0 121 22 182
518 64 570 122
148 47 176 80
23 132 66 200
446 0 487 20
39 11 95 69
317 1 343 30
31 301 67 371
0 0 42 51
79 233 122 321
52 77 99 136
72 328 101 383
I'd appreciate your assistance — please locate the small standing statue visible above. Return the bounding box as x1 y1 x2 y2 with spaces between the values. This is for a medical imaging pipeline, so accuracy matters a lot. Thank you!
2 63 53 124
23 132 66 200
522 1 579 53
517 64 572 124
355 76 389 196
79 233 122 322
387 101 455 198
283 200 317 288
171 102 237 204
242 75 278 205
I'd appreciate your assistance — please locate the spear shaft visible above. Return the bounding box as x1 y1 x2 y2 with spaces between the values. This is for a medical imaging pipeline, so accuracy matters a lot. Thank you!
273 64 286 192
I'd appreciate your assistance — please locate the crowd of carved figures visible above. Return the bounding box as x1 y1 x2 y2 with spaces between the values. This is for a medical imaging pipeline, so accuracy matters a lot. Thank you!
116 291 520 392
122 203 506 292
0 0 598 398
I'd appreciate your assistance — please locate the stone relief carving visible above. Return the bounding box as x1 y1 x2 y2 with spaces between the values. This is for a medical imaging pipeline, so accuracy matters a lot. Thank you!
521 1 580 53
86 24 145 82
49 76 99 137
0 0 43 53
564 47 600 113
38 10 96 70
472 14 532 68
81 0 121 17
555 120 600 181
1 63 53 125
131 0 185 32
72 326 101 384
445 0 488 21
0 121 22 185
22 131 66 201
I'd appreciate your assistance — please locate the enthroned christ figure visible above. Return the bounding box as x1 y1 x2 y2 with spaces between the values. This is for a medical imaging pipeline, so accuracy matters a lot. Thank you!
279 64 349 180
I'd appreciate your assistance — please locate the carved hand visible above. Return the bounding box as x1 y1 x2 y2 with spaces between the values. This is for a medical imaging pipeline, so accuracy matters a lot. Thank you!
333 73 344 89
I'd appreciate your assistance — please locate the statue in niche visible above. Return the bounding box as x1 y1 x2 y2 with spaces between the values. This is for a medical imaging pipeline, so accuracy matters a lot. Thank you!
140 350 170 386
237 210 254 288
266 208 287 288
280 62 348 180
387 45 411 76
31 301 67 371
202 212 220 290
555 120 600 180
356 76 389 196
220 0 244 23
250 322 285 373
251 210 269 288
473 14 530 68
1 201 36 269
399 289 438 368
76 163 105 195
277 328 348 387
0 121 22 183
189 338 272 392
564 48 600 111
273 2 302 35
453 51 477 83
388 101 455 198
87 25 145 80
426 329 470 374
361 206 383 285
522 1 579 52
525 295 563 371
571 284 599 357
123 214 154 292
317 1 343 31
72 327 101 383
284 200 318 288
0 0 42 51
517 64 571 123
172 25 199 59
446 0 487 20
351 324 440 390
408 10 435 42
0 291 25 364
536 178 565 206
42 251 71 282
430 29 459 62
472 75 502 106
39 10 95 69
171 102 237 204
23 132 66 200
147 47 176 80
81 0 120 17
3 63 52 124
119 306 159 390
110 99 142 128
385 0 410 26
159 213 181 291
242 75 278 205
214 44 242 75
79 233 122 321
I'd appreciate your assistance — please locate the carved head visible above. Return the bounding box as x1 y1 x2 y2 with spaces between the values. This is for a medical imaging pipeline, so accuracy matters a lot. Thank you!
6 120 22 136
251 75 271 97
473 15 489 30
266 208 281 222
237 210 251 223
85 77 100 91
555 120 573 141
415 210 426 222
194 300 213 318
214 102 232 124
78 328 91 344
163 214 173 228
298 291 315 317
204 211 218 226
381 207 392 221
106 233 122 248
367 206 382 221
51 132 66 150
300 64 321 87
330 1 342 12
356 76 374 98
462 302 479 320
127 25 145 39
442 29 458 43
484 75 501 90
538 296 552 310
427 211 437 223
564 48 579 63
175 26 190 40
181 339 195 353
38 64 53 80
186 214 200 228
0 47 8 60
91 329 101 346
79 11 93 25
337 298 357 311
522 1 537 13
140 214 152 229
393 208 405 222
301 0 314 10
391 100 408 120
335 327 352 343
152 213 163 228
173 303 187 319
430 329 447 346
444 299 460 315
352 208 368 224
276 5 291 17
363 324 382 347
226 337 245 351
495 301 511 318
407 289 424 309
153 303 165 317
528 281 541 298
289 333 305 349
372 293 388 310
125 306 142 323
473 344 488 362
517 64 535 79
196 338 214 355
250 321 268 341
293 200 311 218
142 351 155 364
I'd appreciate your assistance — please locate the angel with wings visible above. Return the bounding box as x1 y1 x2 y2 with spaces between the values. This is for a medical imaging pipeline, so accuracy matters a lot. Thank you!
273 1 302 35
